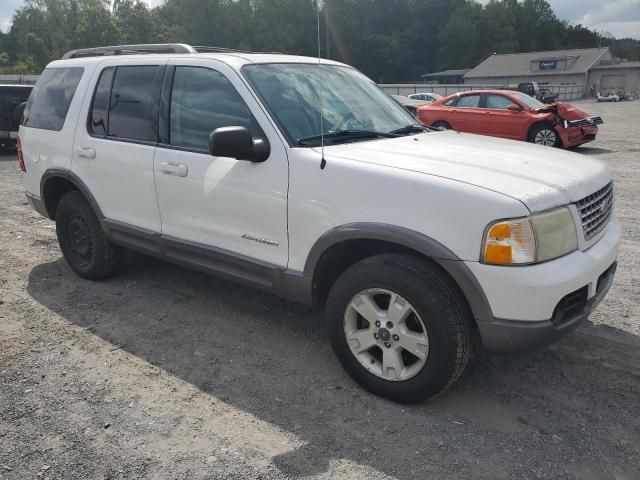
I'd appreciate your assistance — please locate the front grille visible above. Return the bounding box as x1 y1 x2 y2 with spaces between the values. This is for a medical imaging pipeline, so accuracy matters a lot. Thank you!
568 116 603 128
576 182 614 241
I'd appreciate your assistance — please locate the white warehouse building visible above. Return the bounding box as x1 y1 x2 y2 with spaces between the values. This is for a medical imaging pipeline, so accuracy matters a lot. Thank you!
463 47 640 98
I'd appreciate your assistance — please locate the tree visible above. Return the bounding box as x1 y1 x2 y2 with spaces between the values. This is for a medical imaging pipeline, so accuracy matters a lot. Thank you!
0 0 637 78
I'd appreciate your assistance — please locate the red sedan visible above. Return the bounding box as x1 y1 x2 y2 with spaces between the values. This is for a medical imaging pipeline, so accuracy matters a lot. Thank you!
417 90 602 148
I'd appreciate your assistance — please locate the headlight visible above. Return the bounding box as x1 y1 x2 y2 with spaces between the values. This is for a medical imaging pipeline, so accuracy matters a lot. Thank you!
482 207 577 265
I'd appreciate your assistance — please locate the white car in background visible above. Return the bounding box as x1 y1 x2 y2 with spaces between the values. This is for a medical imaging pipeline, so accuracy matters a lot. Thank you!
596 92 620 102
408 92 442 103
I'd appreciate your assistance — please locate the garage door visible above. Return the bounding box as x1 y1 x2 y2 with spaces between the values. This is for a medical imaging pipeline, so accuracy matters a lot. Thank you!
601 74 626 89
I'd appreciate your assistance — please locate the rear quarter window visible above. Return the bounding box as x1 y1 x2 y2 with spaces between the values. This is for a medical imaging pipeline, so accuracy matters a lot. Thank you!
22 67 84 131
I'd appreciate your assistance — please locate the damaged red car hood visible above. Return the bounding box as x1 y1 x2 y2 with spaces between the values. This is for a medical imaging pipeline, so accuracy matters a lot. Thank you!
533 102 591 120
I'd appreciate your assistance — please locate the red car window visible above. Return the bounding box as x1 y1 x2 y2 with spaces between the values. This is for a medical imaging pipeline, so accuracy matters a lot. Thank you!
456 95 480 108
485 94 515 110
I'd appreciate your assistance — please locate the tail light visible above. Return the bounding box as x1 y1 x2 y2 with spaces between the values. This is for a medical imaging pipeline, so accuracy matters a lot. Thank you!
17 138 25 172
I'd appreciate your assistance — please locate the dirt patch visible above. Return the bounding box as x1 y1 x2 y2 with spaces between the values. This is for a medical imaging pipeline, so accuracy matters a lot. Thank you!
1 100 639 479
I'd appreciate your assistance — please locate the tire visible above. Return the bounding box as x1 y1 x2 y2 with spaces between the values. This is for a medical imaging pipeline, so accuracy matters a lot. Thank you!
326 254 473 403
55 191 124 280
432 121 451 131
528 123 560 147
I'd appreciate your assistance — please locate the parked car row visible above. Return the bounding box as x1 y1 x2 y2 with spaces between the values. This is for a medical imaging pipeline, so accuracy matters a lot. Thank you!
416 89 602 148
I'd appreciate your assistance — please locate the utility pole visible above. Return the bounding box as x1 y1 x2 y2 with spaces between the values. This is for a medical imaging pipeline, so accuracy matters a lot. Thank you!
324 3 330 59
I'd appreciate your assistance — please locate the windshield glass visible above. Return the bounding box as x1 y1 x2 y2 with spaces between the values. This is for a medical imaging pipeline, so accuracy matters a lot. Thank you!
243 63 417 146
513 92 545 109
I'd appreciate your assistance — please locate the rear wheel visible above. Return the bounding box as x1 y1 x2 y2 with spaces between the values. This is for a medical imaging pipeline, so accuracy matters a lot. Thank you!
326 254 472 403
432 121 451 131
56 191 124 280
528 123 560 147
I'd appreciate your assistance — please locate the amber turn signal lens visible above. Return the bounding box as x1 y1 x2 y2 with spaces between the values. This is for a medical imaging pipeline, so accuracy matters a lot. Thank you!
482 218 536 265
487 223 510 240
484 243 513 264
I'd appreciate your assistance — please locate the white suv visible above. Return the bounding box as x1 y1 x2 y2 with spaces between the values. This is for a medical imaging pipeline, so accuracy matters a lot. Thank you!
19 44 620 403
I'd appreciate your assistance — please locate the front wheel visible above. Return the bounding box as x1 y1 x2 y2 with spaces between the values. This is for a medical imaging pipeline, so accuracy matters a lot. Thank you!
326 254 472 403
528 123 560 147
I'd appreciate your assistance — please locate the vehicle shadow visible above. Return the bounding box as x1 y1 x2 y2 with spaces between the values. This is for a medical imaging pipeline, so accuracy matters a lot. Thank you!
571 146 614 155
26 255 640 479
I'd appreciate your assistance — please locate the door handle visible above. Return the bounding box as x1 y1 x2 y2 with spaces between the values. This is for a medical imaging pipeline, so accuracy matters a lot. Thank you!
77 147 96 159
160 161 188 177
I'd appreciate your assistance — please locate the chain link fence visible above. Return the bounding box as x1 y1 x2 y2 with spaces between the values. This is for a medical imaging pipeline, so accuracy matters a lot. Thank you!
0 74 40 85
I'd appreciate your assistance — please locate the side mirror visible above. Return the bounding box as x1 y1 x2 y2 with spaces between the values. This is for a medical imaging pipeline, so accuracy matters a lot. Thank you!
507 103 523 112
208 126 270 162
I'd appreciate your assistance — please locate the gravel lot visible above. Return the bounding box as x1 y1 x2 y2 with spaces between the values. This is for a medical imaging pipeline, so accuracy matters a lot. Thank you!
1 100 639 480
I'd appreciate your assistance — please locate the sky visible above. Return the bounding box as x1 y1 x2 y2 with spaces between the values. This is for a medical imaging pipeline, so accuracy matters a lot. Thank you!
1 0 639 39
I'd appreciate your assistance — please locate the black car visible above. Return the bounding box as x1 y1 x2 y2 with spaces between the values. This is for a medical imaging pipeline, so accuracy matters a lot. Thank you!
0 84 33 149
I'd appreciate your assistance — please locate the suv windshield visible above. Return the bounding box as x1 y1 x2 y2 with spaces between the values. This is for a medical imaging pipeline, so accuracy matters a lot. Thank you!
243 63 418 146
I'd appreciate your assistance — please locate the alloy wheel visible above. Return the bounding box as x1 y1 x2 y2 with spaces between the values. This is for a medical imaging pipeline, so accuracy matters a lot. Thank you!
534 128 557 146
343 288 429 381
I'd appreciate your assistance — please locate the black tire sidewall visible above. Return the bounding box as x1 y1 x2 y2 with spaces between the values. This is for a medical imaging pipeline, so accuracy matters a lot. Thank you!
56 192 110 280
432 121 451 131
327 257 465 402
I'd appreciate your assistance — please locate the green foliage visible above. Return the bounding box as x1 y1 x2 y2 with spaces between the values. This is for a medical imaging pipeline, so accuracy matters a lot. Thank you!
0 0 638 80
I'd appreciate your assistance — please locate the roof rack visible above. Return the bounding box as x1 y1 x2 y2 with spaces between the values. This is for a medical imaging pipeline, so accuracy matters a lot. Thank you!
61 43 280 59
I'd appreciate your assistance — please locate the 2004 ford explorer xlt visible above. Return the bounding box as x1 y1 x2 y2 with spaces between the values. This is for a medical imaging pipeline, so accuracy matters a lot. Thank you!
19 44 620 403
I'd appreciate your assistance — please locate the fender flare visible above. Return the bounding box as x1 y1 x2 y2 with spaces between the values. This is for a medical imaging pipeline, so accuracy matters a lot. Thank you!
40 168 104 220
303 223 494 322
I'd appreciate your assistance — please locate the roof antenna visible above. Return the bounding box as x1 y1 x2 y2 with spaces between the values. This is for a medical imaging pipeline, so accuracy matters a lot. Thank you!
316 0 326 170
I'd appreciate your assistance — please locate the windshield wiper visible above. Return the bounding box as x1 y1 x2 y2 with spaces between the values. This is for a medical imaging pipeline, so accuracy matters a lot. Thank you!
297 129 399 146
389 124 431 135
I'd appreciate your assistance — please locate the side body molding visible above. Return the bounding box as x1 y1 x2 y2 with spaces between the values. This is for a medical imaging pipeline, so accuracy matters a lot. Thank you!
303 223 494 322
35 177 493 324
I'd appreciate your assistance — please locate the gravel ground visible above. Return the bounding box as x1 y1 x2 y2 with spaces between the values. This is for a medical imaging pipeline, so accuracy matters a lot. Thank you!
1 100 639 480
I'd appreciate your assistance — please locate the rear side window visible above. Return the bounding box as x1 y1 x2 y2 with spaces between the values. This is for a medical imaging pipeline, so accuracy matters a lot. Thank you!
169 66 252 150
107 66 160 142
22 67 83 131
88 65 162 142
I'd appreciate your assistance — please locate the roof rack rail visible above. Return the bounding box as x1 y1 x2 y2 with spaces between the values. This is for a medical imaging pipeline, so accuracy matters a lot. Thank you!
61 43 197 59
192 45 251 54
62 43 281 59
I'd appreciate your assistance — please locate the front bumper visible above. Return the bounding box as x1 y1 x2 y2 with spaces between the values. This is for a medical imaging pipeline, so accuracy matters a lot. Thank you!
467 219 621 353
477 262 616 353
558 125 598 148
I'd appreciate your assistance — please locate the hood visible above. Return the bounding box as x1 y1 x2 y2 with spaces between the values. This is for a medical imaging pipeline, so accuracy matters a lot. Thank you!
534 102 592 120
320 131 610 212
